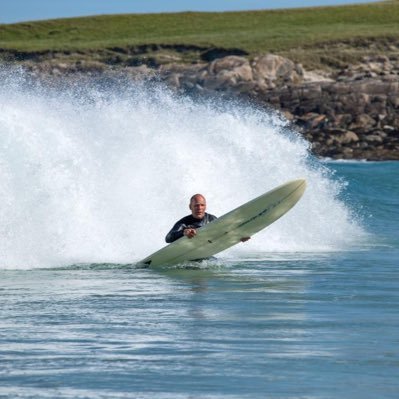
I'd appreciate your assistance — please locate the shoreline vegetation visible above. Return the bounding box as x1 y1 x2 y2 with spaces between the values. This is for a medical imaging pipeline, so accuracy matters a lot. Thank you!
1 1 399 160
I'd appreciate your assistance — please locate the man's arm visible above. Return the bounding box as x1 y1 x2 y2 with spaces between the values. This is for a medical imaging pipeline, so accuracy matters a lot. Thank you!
166 216 194 243
165 222 186 243
165 213 217 243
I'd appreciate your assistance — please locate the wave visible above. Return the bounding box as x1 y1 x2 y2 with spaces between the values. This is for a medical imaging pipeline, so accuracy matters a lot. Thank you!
0 67 366 269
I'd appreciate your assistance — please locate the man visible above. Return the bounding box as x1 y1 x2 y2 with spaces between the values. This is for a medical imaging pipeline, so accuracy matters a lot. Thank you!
165 194 250 244
165 194 216 243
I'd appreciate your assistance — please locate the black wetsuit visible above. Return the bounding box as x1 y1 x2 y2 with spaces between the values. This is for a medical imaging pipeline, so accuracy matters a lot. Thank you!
165 213 217 243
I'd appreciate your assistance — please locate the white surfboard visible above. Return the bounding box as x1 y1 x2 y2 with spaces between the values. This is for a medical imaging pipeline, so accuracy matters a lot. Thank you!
140 179 306 267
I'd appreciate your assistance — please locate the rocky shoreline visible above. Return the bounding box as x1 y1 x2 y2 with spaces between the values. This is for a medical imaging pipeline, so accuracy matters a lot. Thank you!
4 51 399 161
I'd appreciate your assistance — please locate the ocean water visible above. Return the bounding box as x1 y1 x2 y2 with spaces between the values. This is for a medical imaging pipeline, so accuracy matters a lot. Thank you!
0 69 398 398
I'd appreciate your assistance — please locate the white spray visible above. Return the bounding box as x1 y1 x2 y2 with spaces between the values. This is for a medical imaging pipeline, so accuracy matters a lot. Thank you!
0 68 364 269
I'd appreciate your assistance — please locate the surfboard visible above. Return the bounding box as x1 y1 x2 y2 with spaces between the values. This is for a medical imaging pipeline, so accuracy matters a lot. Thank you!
140 179 306 267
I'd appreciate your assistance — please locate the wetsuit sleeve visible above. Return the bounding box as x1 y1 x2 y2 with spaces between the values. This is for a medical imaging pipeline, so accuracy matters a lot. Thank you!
165 214 217 243
165 221 186 243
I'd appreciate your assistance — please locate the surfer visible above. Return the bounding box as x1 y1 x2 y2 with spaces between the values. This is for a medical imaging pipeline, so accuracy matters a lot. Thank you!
165 194 250 243
165 194 216 243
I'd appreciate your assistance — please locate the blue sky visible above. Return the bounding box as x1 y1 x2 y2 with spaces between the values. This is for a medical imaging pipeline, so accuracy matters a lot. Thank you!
1 0 382 24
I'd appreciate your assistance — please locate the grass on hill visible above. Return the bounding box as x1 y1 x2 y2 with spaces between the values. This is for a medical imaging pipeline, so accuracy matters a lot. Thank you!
1 1 399 70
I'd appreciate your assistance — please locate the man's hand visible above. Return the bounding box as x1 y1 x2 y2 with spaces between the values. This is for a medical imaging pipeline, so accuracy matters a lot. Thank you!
184 228 197 239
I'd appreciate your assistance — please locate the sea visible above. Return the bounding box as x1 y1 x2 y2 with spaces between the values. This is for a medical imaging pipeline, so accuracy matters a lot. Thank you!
0 68 398 399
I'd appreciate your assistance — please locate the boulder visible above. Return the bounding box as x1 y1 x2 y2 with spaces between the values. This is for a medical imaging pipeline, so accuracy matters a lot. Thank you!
303 70 334 83
252 54 304 89
349 113 377 130
338 131 359 144
208 56 252 80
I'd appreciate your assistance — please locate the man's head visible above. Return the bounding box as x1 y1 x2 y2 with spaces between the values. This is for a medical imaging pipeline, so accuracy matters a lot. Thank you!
189 194 207 219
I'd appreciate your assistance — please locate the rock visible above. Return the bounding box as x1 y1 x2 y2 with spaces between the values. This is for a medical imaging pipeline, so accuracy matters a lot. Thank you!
282 110 294 121
383 125 395 132
297 112 327 129
208 56 243 74
337 131 359 144
335 113 353 126
252 54 303 88
350 114 377 130
195 56 255 91
342 147 354 156
365 134 384 143
303 70 334 83
389 95 399 108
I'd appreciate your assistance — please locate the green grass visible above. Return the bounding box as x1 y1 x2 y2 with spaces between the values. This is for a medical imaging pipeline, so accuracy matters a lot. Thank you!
1 1 399 69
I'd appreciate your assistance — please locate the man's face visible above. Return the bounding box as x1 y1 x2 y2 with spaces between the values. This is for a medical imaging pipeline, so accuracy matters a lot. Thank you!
190 195 206 219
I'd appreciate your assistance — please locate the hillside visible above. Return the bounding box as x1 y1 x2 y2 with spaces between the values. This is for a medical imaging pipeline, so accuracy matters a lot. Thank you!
1 1 399 71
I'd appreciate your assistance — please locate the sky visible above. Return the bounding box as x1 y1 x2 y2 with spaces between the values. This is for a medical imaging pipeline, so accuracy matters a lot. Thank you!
0 0 382 24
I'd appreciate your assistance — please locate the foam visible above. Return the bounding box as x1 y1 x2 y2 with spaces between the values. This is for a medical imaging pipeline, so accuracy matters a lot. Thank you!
0 68 365 269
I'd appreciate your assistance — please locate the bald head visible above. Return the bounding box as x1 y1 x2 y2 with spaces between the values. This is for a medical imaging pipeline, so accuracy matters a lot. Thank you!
190 194 205 204
189 194 207 219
